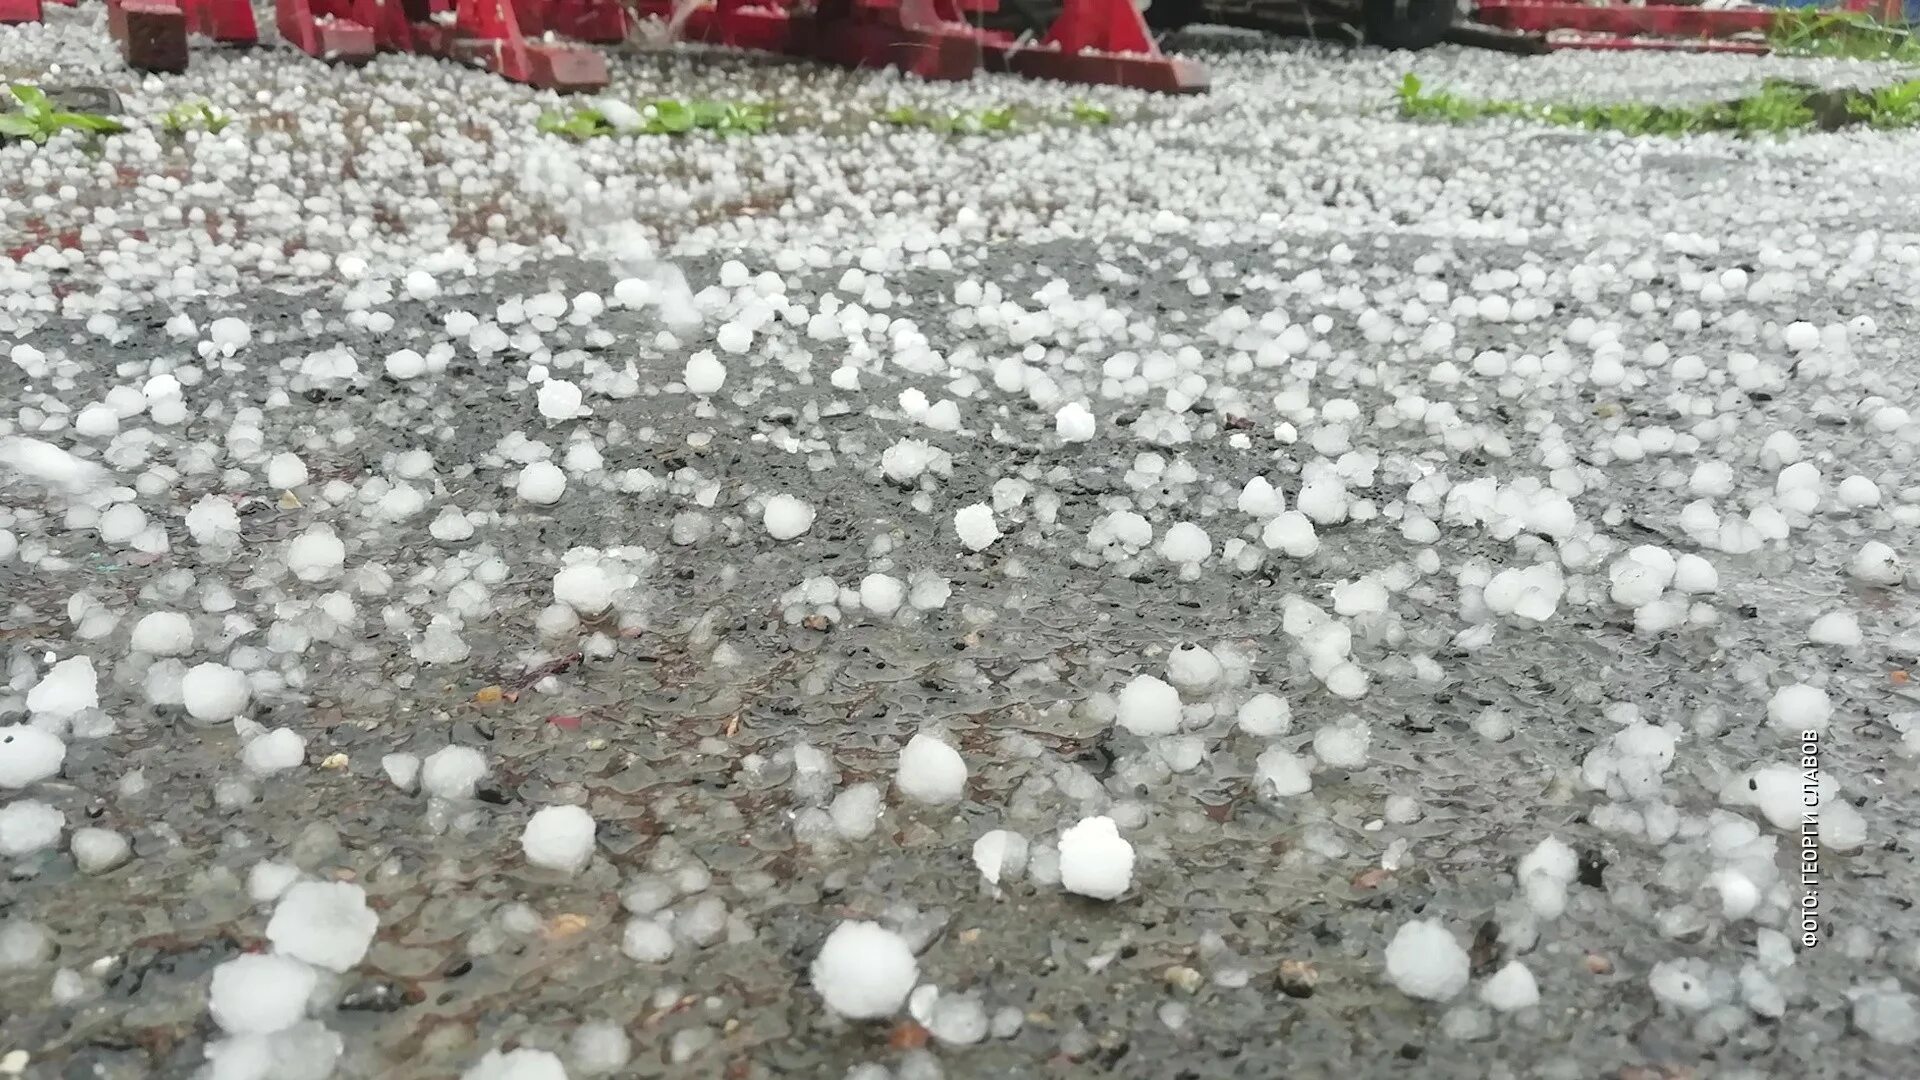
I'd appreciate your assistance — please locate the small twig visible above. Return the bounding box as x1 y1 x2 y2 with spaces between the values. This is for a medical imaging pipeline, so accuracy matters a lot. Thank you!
508 651 584 691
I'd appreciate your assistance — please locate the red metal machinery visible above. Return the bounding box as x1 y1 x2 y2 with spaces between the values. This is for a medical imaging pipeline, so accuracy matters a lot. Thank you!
275 0 623 90
996 0 1210 92
1473 1 1774 37
3 0 256 70
4 0 622 87
656 0 1208 93
546 0 628 43
103 0 257 72
0 0 47 27
1472 2 1772 53
1470 0 1912 54
273 0 377 64
8 0 1205 93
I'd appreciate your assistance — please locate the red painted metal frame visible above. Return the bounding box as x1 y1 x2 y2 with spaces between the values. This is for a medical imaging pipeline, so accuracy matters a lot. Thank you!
0 0 43 26
443 0 611 89
990 0 1208 93
1542 33 1771 54
547 0 629 41
799 0 1013 82
274 0 378 62
12 0 1201 93
275 0 622 89
8 0 252 69
1543 31 1766 53
670 2 798 52
105 0 185 72
1472 0 1791 55
184 0 257 42
92 0 256 72
648 0 1207 93
1474 1 1775 38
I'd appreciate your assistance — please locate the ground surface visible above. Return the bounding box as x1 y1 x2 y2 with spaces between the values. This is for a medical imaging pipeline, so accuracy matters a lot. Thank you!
4 10 1920 1080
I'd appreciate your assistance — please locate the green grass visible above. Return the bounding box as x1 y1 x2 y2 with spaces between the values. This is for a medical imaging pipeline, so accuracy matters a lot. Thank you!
1845 77 1920 126
535 98 1120 140
160 101 230 136
0 83 126 144
1767 9 1920 61
536 99 774 140
1070 100 1114 125
881 100 1117 135
882 104 1020 134
1395 72 1920 138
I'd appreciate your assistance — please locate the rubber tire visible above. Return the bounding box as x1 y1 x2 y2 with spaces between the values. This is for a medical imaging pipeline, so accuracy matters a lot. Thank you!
1361 0 1455 50
1143 0 1205 31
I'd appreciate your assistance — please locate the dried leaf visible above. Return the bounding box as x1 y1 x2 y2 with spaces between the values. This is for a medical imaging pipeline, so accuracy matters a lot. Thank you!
1276 958 1320 998
1467 919 1500 976
1351 867 1392 890
888 1020 929 1050
511 652 582 690
1162 965 1203 993
545 913 591 940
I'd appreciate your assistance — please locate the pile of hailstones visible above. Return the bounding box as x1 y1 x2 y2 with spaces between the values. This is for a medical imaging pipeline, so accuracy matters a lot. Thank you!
0 652 1135 1077
3 256 1920 1072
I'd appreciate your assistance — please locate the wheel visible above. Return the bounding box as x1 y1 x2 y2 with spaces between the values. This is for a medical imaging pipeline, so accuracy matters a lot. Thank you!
1143 0 1206 31
1360 0 1455 49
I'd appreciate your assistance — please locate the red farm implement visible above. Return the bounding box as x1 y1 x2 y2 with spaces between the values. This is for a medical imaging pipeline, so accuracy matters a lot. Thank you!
2 0 255 71
1474 0 1773 52
1472 0 1908 53
0 0 42 27
653 0 1207 92
4 0 1207 93
9 0 1904 93
273 0 633 89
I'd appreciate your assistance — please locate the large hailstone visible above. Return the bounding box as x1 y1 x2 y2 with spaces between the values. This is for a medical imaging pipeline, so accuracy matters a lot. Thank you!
181 663 251 724
130 611 196 656
517 461 567 505
1055 402 1096 442
1058 815 1134 900
265 881 379 972
684 352 727 394
208 953 319 1035
536 379 583 422
553 564 618 616
462 1049 570 1080
896 734 967 805
0 726 65 788
953 503 1001 551
1114 674 1182 736
1767 683 1832 735
1384 919 1470 1001
286 524 346 582
763 495 814 540
27 657 97 720
522 805 598 874
420 745 487 799
809 920 919 1020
